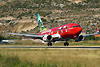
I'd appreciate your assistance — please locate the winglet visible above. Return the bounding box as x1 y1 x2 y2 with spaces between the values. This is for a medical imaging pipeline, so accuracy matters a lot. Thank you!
97 26 99 34
1 26 4 33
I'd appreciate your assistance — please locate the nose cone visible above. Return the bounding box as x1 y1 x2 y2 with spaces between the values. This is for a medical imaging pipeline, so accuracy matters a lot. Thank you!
74 27 82 35
78 27 82 33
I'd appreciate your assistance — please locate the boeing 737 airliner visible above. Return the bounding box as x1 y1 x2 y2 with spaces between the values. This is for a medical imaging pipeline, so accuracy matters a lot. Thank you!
1 13 99 46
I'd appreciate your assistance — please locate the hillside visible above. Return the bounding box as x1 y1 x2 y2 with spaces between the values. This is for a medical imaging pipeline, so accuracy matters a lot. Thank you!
11 21 38 33
0 0 100 35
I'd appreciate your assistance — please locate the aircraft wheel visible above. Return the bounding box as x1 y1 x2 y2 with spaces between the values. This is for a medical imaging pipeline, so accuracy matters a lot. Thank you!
47 43 52 46
64 43 66 46
47 43 49 46
66 42 69 46
50 43 52 46
64 42 69 46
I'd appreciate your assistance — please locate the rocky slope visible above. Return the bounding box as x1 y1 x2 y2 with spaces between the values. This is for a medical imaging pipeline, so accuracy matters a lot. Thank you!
0 0 100 34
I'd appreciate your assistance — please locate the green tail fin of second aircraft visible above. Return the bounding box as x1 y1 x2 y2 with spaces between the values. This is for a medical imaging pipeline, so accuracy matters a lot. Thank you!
37 13 47 32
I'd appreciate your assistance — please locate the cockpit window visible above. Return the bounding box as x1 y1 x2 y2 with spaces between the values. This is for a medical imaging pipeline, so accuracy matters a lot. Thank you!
73 25 80 28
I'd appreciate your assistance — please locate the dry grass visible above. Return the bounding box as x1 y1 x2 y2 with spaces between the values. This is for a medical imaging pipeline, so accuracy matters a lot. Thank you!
0 49 100 67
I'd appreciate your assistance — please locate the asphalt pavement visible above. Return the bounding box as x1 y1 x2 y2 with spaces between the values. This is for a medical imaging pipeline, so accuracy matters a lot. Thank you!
0 46 100 49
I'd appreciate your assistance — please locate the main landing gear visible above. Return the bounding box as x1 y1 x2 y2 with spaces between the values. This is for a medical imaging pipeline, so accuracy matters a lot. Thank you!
47 41 69 46
47 42 52 46
64 41 69 46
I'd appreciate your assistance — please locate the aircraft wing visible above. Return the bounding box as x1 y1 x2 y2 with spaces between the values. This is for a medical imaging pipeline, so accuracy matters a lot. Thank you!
1 26 43 39
82 26 99 37
9 33 43 39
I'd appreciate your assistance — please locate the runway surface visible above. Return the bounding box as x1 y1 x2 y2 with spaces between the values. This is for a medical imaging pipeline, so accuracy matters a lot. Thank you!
0 46 100 49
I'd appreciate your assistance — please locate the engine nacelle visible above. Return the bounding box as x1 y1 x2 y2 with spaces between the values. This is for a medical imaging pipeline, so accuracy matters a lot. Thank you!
75 35 84 42
43 35 52 41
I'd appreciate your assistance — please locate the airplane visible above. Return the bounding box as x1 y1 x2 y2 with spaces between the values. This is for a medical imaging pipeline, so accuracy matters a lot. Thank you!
1 13 99 46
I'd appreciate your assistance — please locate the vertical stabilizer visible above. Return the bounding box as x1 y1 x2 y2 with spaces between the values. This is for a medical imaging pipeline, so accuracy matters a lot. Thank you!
37 13 47 32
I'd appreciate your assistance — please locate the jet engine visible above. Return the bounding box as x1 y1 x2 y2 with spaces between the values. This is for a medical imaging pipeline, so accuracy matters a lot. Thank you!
75 35 84 42
43 35 52 42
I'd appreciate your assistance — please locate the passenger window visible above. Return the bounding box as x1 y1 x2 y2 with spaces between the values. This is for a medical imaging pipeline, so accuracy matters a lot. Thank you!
57 29 59 34
61 27 63 33
66 27 67 32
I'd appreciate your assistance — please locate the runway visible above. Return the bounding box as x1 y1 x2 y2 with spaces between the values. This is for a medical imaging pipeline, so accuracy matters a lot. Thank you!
0 46 100 49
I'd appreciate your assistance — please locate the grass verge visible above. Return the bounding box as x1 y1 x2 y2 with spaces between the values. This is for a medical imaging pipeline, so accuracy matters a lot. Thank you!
0 49 100 67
